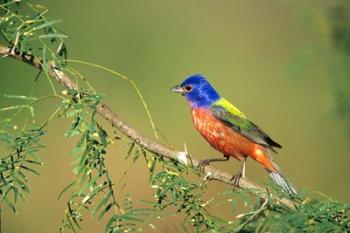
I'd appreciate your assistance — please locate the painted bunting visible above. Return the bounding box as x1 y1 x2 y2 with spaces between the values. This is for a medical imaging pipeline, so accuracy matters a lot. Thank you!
171 74 296 195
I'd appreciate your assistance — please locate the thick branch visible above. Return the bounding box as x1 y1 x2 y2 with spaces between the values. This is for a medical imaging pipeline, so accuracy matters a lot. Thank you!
0 44 296 209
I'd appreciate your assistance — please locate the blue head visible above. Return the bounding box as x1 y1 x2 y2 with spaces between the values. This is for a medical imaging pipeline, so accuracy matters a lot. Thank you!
170 74 221 108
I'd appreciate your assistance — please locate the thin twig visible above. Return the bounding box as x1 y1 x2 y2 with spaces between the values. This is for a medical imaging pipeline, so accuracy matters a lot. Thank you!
65 59 159 140
0 44 296 210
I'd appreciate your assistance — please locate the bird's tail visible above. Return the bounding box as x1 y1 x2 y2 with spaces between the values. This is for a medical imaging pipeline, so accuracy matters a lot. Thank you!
268 170 297 195
252 148 297 195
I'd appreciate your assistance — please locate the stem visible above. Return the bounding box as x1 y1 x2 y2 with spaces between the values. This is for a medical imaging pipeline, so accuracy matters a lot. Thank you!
9 95 63 121
65 59 159 140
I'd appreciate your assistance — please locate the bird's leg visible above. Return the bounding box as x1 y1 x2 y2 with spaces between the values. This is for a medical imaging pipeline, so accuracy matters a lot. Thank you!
231 156 247 187
198 155 229 172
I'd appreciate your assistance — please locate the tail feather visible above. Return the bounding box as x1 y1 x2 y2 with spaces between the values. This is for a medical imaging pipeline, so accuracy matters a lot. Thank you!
268 171 297 195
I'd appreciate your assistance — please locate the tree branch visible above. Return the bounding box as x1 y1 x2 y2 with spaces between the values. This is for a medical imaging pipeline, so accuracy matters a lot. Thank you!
0 44 296 209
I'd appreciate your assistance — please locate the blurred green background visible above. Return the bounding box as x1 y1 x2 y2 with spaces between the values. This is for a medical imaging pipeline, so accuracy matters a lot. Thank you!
1 0 350 232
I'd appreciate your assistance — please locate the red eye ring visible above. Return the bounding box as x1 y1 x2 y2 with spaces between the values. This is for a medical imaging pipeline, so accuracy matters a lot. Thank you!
184 85 193 92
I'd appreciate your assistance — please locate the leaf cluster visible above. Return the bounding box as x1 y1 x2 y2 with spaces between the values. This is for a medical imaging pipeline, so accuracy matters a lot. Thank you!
241 197 350 232
0 120 45 213
58 91 119 232
0 0 67 67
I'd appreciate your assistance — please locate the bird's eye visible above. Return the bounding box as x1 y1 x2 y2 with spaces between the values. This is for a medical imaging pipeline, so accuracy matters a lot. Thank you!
184 85 193 92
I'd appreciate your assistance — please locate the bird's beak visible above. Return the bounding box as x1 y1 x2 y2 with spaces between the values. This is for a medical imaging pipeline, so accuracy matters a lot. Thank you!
170 85 184 94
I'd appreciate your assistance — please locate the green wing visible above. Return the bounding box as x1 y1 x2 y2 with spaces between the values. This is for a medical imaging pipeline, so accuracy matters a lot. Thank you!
211 98 282 150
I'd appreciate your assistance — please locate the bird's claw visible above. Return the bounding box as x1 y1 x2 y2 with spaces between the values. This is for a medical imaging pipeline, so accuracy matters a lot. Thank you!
198 159 211 173
230 171 242 187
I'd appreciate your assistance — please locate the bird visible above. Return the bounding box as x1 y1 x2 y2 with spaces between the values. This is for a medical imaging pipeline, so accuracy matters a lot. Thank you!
170 74 296 195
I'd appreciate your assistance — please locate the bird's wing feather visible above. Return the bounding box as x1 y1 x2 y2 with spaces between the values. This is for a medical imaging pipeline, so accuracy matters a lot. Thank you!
210 99 282 150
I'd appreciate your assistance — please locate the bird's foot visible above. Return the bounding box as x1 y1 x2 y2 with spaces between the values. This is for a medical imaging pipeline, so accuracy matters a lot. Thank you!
230 171 243 187
198 159 211 173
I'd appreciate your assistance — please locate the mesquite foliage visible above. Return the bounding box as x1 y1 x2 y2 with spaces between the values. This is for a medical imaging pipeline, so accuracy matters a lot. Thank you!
0 1 349 232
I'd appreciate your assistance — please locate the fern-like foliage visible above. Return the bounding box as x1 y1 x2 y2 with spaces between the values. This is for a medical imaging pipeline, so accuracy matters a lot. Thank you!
0 120 45 213
58 91 121 232
1 0 67 213
242 198 350 232
0 0 67 65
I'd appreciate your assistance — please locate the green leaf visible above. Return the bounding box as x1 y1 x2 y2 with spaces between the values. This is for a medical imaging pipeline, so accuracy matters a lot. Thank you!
58 181 77 200
25 160 44 165
97 123 108 147
132 149 141 163
82 183 107 204
116 214 143 222
78 175 100 196
0 105 35 117
38 33 68 39
105 215 121 233
91 191 111 217
32 19 62 31
3 197 17 213
98 202 115 221
3 94 38 101
42 46 47 70
13 176 30 193
125 142 135 160
20 165 40 175
0 133 13 143
146 155 157 182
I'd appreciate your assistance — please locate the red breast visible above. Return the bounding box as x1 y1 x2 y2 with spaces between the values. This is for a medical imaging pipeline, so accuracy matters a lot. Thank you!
191 108 276 171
